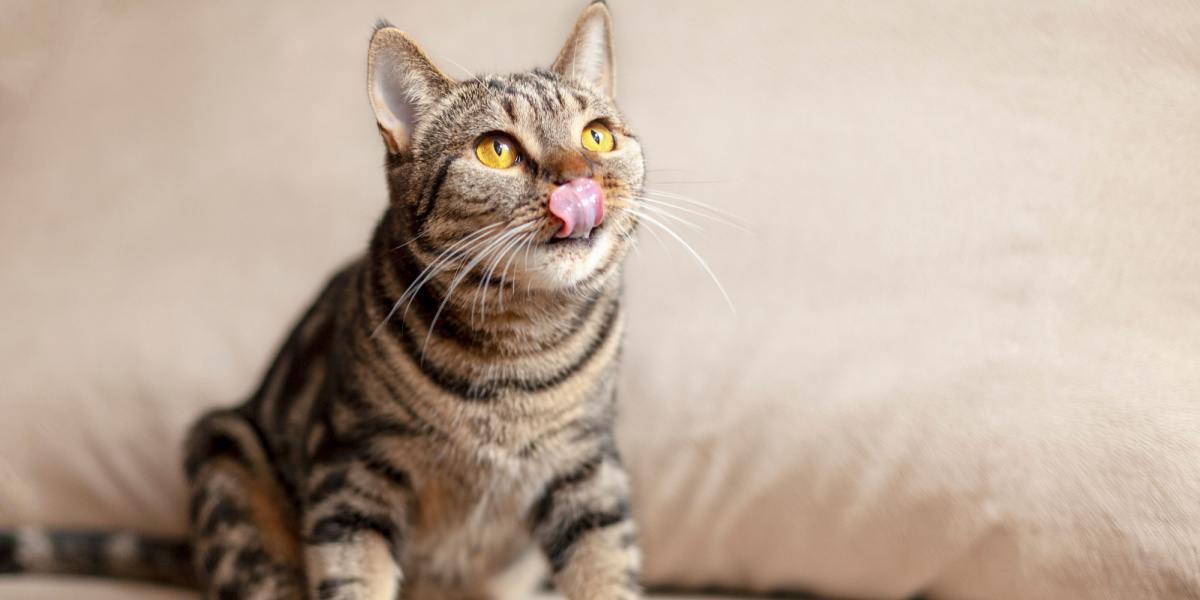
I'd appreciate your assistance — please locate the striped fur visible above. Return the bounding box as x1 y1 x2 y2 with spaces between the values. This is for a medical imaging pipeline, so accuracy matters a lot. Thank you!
1 3 645 599
0 527 193 586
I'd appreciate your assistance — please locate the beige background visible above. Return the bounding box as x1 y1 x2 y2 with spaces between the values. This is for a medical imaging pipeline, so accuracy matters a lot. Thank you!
3 1 1200 599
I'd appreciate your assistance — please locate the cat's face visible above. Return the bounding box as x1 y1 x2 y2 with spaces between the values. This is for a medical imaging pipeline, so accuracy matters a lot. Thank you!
368 3 642 295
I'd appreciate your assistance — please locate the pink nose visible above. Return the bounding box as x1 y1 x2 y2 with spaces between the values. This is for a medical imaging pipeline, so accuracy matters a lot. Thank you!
548 178 605 239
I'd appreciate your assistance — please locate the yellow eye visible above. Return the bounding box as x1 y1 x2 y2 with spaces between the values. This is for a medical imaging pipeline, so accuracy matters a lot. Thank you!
581 121 615 153
475 133 519 169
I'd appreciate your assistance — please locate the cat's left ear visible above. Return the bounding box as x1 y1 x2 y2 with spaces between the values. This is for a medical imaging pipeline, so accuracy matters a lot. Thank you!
368 23 454 154
551 1 616 99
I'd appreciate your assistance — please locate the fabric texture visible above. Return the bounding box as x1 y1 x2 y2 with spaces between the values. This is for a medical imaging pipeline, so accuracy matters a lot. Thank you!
1 1 1199 599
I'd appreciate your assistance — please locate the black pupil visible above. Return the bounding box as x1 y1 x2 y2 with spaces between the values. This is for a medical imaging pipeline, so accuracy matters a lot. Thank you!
493 139 505 156
590 129 602 144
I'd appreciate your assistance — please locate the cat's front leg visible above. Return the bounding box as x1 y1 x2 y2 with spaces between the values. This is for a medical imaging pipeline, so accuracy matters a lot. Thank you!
530 452 642 600
301 456 413 600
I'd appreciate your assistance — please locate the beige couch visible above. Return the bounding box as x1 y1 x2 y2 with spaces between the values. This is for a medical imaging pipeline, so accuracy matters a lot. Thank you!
2 0 1199 598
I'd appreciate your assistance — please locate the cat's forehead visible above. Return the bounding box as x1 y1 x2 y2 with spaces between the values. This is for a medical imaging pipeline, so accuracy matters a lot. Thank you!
418 69 622 155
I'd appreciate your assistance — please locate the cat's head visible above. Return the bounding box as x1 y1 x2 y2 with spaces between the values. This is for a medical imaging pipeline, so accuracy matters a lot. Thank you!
367 1 643 296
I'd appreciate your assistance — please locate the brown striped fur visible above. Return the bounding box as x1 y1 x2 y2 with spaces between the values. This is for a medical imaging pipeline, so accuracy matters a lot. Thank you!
0 4 643 597
179 2 645 598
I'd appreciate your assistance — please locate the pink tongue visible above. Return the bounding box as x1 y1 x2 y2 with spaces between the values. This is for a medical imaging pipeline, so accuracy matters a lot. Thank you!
549 178 605 239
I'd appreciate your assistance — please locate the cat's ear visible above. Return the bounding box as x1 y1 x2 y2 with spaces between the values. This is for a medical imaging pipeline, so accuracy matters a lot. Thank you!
551 1 616 99
367 22 454 154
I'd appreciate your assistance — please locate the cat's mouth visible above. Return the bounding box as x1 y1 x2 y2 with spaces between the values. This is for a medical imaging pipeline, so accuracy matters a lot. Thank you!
546 227 600 247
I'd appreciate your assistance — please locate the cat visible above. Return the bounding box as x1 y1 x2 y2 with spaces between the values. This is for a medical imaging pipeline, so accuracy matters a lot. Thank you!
0 2 646 598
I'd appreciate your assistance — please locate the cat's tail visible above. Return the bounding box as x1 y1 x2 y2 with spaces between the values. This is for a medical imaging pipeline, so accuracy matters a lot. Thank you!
0 527 195 587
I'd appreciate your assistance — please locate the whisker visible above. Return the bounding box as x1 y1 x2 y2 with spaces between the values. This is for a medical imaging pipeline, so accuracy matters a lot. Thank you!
390 232 426 252
634 202 704 232
640 188 751 226
371 223 501 337
497 231 537 310
476 230 529 320
633 196 751 233
394 225 501 316
625 209 737 316
437 54 485 86
459 226 527 325
643 178 727 185
424 224 534 355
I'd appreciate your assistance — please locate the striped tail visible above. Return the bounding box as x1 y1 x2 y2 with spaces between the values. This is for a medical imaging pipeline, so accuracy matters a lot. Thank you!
0 527 195 587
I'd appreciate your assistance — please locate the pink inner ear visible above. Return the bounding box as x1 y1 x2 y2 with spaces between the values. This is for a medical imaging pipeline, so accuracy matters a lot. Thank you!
549 179 605 239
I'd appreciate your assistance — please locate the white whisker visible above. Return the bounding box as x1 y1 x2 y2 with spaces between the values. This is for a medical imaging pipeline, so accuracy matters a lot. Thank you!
626 209 736 316
634 202 704 232
476 230 529 319
633 196 751 234
424 224 534 355
395 225 501 316
497 231 536 310
371 223 501 337
640 188 751 226
438 54 485 86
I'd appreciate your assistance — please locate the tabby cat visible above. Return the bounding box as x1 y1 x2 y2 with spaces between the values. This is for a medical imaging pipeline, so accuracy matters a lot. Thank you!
0 2 646 598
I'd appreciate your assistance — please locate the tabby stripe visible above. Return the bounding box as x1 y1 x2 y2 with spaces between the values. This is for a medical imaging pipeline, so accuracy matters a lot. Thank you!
517 73 560 112
200 544 226 577
185 431 250 479
134 536 194 585
542 504 630 572
200 497 247 537
215 583 240 600
306 469 350 506
0 531 17 574
376 242 486 348
405 233 518 295
383 236 614 358
307 504 400 548
238 408 301 502
386 293 620 400
417 156 456 223
484 80 543 116
344 417 421 441
535 290 605 351
189 488 210 525
48 531 109 572
525 156 543 181
531 68 559 83
575 242 625 290
518 413 613 458
348 289 445 439
347 343 442 440
356 452 413 493
530 453 605 525
234 547 270 571
268 309 335 433
250 268 350 425
317 578 363 599
439 204 502 221
573 91 589 110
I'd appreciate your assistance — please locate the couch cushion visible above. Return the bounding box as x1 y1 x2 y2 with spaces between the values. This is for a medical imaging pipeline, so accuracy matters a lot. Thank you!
0 579 743 600
1 1 1198 599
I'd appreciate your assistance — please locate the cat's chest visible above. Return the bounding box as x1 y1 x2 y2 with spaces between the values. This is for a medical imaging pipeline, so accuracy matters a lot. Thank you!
404 460 540 578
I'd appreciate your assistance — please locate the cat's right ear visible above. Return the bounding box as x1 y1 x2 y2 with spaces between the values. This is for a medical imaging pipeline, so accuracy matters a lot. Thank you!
367 23 454 154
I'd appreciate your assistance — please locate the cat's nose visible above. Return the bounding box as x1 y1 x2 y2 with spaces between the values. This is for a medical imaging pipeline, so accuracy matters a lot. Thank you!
548 178 604 239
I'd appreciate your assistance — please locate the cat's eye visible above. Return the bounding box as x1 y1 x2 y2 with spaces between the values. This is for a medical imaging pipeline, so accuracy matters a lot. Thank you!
475 133 520 169
581 121 615 153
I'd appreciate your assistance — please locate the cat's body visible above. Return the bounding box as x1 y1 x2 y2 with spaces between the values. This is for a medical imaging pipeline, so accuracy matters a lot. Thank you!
0 3 645 599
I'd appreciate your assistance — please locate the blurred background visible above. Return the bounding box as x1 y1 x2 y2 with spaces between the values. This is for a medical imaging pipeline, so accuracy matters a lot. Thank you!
2 1 1200 599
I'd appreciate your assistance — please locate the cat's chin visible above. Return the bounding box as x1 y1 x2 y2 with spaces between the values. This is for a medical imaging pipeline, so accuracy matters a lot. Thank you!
516 227 620 292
